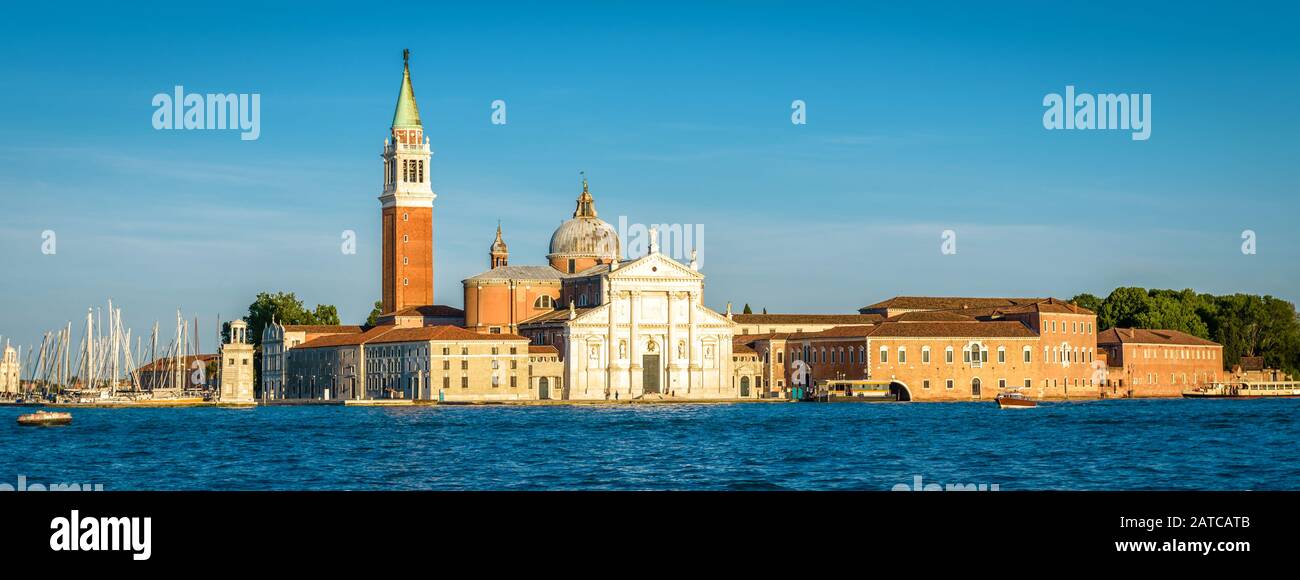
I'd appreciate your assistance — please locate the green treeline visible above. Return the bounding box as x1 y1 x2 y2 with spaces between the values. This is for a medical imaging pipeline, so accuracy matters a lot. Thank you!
1070 288 1300 375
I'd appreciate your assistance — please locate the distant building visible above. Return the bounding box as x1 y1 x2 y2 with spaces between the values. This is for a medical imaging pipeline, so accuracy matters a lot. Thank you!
0 344 18 398
135 354 219 393
284 325 562 401
218 320 256 404
743 297 1103 401
261 323 364 400
1097 328 1223 397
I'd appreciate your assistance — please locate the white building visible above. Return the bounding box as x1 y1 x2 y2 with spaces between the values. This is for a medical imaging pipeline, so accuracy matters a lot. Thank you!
219 320 256 404
518 231 742 400
0 343 19 398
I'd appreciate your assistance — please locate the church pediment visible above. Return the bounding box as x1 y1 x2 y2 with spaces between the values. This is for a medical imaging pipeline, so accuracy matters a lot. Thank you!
608 252 703 281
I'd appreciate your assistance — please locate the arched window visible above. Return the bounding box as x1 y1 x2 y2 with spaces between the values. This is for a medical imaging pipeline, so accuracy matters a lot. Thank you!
534 295 554 309
971 377 982 396
858 346 864 364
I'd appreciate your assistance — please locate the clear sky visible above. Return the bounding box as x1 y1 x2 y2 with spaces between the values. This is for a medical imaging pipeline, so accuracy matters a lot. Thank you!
1 1 1297 354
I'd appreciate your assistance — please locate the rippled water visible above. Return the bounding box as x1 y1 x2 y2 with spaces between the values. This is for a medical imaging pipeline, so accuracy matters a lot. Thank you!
1 399 1297 490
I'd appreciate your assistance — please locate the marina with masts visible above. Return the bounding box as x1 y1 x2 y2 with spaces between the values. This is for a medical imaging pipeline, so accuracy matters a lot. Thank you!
1 300 224 406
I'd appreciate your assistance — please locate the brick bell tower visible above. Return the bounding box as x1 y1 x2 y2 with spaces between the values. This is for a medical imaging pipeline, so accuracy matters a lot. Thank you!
379 49 436 314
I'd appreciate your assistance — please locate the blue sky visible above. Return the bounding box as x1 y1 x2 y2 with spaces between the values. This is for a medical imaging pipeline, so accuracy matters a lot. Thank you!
1 1 1298 352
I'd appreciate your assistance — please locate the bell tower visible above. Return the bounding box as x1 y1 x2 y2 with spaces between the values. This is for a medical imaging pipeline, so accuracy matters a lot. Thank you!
379 48 436 314
490 222 509 269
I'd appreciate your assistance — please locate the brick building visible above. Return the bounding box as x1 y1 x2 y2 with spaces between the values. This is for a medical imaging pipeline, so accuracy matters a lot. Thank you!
1097 328 1223 397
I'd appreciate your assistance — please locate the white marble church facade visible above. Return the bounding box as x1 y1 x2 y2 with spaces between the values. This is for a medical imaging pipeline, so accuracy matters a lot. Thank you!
518 242 740 400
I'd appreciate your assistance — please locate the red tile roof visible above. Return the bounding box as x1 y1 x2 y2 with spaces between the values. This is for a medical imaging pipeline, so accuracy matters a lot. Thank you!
861 296 1042 311
865 321 1038 338
884 310 978 323
732 313 884 325
1096 328 1219 347
136 354 218 373
297 326 395 349
381 305 466 318
367 325 527 344
283 324 364 334
789 325 877 340
529 345 559 354
992 297 1094 316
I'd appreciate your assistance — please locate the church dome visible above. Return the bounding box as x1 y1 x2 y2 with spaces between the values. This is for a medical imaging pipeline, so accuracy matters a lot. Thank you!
547 177 620 261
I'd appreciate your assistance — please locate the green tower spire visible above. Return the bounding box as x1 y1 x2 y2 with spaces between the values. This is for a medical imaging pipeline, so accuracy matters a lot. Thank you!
392 48 422 129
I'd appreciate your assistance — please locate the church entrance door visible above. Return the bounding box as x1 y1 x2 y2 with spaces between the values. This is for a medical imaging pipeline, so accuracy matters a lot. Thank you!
643 354 661 394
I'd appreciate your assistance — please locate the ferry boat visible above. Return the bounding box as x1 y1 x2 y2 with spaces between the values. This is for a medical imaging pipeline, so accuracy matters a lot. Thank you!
1182 381 1300 399
994 389 1037 409
801 380 897 402
17 410 73 426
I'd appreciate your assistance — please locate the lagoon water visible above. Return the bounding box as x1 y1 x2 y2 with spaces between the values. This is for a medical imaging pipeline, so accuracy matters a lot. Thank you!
2 399 1297 490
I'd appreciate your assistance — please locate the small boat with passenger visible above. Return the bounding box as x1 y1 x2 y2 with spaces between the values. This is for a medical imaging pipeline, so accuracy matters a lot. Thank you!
994 389 1037 409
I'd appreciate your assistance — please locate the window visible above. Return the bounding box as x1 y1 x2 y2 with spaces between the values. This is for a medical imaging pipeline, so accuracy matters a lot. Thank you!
898 347 906 364
510 376 517 388
403 278 409 286
535 295 553 309
403 256 409 265
461 360 468 370
999 379 1006 389
922 346 931 363
492 375 500 387
1023 346 1031 363
461 376 468 388
945 346 954 364
403 234 409 243
1024 379 1031 389
923 380 931 390
997 346 1006 363
879 347 888 364
777 352 784 364
403 212 409 222
946 379 954 390
443 376 450 389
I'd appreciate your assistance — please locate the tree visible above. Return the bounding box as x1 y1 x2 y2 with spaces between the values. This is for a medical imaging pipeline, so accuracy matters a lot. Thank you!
1069 293 1103 314
365 300 383 326
742 303 753 315
237 292 344 397
1087 287 1300 377
1136 294 1208 338
1097 287 1151 330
